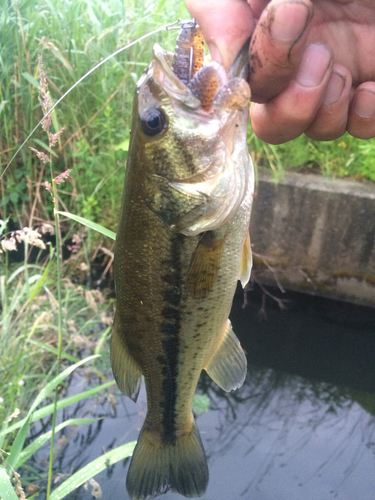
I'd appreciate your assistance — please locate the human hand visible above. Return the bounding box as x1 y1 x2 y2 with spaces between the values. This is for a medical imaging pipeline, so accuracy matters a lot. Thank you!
186 0 375 143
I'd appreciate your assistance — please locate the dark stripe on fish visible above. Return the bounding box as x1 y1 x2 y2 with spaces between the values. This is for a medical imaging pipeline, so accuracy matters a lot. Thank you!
160 234 184 444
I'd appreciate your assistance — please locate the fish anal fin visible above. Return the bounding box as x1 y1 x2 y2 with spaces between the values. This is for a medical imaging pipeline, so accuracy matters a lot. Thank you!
240 230 252 288
187 232 225 299
204 320 247 392
110 313 142 402
127 419 208 500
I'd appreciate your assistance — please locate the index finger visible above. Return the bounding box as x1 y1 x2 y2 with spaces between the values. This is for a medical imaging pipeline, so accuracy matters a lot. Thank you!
186 0 255 69
249 0 313 103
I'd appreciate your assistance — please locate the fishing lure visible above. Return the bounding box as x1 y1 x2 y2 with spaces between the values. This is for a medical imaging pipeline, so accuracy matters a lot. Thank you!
172 21 205 85
172 21 228 112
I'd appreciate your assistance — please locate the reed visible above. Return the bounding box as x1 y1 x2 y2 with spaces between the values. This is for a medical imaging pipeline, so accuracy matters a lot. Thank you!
1 0 190 230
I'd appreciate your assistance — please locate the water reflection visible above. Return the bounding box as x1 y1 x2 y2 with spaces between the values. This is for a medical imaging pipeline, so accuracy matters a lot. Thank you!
28 289 375 499
197 368 375 499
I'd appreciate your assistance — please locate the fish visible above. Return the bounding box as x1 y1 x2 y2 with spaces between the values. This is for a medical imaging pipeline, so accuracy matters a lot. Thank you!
111 24 254 500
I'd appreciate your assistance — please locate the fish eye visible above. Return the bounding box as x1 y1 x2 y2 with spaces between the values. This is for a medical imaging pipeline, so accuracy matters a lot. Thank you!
140 107 166 136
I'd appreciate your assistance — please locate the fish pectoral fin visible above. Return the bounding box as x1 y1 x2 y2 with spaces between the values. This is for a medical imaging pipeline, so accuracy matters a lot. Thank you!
110 313 142 402
187 231 226 299
127 419 208 500
239 230 252 287
204 319 247 392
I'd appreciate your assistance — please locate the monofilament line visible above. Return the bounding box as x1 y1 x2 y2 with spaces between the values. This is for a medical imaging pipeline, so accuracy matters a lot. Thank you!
0 19 187 182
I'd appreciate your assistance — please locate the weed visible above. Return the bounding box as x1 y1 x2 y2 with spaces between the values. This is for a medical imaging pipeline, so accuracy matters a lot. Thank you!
1 0 190 233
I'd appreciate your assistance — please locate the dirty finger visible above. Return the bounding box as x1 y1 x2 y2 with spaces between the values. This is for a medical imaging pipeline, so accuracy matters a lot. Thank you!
249 0 313 104
250 43 333 144
347 83 375 139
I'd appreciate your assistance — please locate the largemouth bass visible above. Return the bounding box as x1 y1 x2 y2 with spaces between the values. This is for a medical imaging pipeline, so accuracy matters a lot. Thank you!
111 26 254 500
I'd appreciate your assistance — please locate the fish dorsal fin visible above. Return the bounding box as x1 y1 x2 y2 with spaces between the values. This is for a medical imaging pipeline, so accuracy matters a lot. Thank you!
187 231 225 299
204 320 247 391
111 313 142 402
240 230 252 288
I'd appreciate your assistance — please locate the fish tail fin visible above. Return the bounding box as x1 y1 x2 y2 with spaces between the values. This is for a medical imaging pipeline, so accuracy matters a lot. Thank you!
126 419 208 500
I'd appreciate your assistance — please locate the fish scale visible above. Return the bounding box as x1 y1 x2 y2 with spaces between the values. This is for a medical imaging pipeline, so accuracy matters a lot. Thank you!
111 25 254 500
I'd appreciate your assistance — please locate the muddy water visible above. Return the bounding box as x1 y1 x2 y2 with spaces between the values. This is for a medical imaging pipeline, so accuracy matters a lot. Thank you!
32 287 375 499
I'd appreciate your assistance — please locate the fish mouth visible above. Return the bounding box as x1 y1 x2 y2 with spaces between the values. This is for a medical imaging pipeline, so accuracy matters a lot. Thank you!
145 43 250 114
148 43 202 110
146 43 232 112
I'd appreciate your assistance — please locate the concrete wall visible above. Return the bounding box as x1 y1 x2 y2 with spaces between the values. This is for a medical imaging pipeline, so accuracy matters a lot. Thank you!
250 172 375 307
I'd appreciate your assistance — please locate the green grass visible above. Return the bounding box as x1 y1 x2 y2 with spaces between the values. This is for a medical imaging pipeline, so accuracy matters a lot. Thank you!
1 0 190 231
0 257 114 427
0 249 119 497
248 129 375 183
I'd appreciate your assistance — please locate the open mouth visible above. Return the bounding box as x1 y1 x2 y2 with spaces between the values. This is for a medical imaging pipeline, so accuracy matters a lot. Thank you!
150 23 250 114
152 45 228 112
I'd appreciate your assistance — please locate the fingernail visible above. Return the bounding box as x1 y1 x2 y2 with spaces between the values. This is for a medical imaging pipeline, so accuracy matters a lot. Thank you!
270 1 311 42
296 44 331 87
323 71 345 106
354 89 375 118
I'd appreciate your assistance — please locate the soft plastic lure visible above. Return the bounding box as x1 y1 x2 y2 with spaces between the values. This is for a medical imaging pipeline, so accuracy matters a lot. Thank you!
172 21 205 85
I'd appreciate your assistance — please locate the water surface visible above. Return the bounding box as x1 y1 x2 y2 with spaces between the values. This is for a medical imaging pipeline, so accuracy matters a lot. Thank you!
31 288 375 499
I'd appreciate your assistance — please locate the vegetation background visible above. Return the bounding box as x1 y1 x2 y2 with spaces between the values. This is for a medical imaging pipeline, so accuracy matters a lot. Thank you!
1 0 375 233
0 0 374 498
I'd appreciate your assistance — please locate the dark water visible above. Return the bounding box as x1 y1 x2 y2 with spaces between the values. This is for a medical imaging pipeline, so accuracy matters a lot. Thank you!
31 287 375 500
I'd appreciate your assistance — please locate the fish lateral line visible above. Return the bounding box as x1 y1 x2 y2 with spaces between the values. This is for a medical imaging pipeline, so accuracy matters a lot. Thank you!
0 18 193 182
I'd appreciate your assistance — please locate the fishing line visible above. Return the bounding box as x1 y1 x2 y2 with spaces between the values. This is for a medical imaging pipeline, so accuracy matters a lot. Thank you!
0 19 191 182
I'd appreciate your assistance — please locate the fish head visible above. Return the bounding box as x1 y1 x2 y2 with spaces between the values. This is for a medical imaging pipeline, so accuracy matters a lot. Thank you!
128 43 252 235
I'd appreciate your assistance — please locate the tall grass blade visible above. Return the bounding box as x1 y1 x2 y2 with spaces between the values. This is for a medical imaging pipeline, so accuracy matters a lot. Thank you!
28 257 52 303
7 264 43 284
6 416 33 471
57 211 116 240
0 381 116 439
32 138 59 158
16 418 99 468
21 72 40 89
27 340 79 363
6 355 99 469
49 441 136 500
29 355 99 415
0 467 18 500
